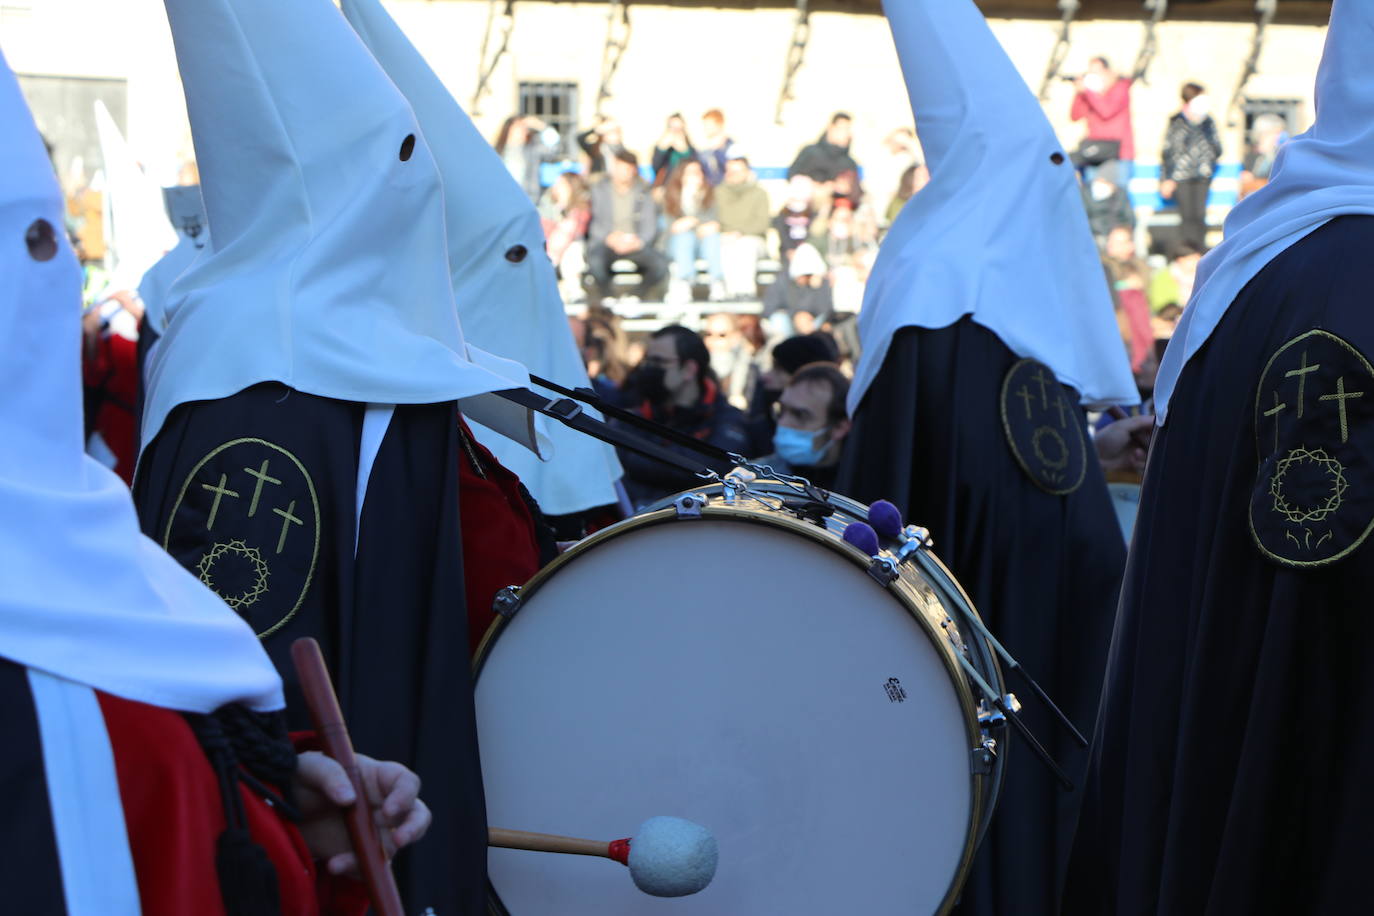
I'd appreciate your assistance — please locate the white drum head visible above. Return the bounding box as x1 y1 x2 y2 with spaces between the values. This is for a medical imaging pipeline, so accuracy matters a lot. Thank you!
476 513 978 914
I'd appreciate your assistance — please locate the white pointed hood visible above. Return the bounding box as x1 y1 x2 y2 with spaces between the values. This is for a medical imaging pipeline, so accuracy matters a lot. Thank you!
341 0 622 515
93 101 179 295
0 50 283 713
1154 0 1374 424
143 0 535 452
138 184 209 337
849 0 1136 415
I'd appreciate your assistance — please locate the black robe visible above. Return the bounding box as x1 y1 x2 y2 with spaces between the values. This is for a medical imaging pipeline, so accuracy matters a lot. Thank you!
1064 215 1374 914
0 659 67 912
135 382 486 915
837 317 1125 916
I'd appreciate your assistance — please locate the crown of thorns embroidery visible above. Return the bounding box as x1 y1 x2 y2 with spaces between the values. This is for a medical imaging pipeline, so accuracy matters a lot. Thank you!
196 539 270 609
1270 447 1348 524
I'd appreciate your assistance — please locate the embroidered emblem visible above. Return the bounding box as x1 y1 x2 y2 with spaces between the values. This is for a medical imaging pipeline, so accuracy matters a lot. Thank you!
1000 358 1087 495
164 439 321 637
1250 330 1374 567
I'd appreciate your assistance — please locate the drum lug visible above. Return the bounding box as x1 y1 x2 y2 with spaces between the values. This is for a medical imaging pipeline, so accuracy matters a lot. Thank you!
674 493 708 519
971 738 998 775
867 555 899 586
977 694 1020 728
492 585 523 619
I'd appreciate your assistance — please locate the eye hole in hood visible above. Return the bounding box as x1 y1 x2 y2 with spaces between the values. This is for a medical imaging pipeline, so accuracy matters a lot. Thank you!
504 243 528 263
399 133 416 161
25 218 57 262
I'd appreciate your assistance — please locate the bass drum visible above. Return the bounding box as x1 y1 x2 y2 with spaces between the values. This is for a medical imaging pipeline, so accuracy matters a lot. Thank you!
474 481 1006 915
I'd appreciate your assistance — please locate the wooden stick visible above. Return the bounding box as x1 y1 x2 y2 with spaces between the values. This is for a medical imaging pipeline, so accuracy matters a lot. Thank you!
488 827 616 858
291 638 406 916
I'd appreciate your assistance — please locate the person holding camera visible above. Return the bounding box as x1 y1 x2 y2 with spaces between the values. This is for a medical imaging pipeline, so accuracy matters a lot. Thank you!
1070 56 1135 193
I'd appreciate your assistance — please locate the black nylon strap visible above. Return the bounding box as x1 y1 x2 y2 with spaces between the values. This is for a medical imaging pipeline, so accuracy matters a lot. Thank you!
495 388 720 481
527 373 737 466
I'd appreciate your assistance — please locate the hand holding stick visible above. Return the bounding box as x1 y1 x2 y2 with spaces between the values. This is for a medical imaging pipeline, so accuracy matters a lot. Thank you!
291 638 406 916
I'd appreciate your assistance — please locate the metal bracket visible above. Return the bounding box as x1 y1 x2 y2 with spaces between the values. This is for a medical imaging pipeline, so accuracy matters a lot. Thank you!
471 0 516 118
1038 0 1081 101
971 739 997 775
867 555 899 587
775 0 810 125
1227 0 1278 128
595 0 632 118
1130 0 1168 85
674 492 707 519
492 585 523 619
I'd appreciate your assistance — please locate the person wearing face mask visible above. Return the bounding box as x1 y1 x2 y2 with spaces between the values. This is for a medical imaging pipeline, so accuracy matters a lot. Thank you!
743 333 840 457
1070 56 1135 194
614 324 750 508
1159 82 1223 250
754 363 851 489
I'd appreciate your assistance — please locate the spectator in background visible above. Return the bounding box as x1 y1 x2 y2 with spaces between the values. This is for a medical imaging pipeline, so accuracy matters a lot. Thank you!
697 108 735 186
1082 161 1135 244
775 174 821 261
753 362 852 490
1160 82 1223 250
788 112 859 185
539 170 592 304
586 150 667 304
1148 239 1204 320
663 159 725 304
1102 225 1155 378
615 324 749 508
1070 56 1135 193
577 115 628 176
743 332 839 457
703 312 759 409
763 242 832 338
885 161 930 227
580 306 634 404
716 152 771 300
869 127 920 229
824 198 878 313
651 113 696 187
494 114 558 202
1239 112 1288 199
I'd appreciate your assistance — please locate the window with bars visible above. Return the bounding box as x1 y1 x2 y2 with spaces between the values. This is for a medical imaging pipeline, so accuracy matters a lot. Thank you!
518 81 578 158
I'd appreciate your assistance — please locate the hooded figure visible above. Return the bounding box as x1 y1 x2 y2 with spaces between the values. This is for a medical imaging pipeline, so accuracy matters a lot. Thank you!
0 48 363 914
1066 5 1374 911
835 3 1134 912
340 0 623 521
93 100 179 297
132 0 522 908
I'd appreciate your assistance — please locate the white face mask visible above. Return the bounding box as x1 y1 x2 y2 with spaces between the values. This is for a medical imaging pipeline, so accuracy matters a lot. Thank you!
1083 73 1105 94
1091 181 1115 201
1187 95 1211 119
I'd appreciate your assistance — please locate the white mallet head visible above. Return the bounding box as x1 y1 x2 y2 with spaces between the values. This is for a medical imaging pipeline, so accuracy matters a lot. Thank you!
625 816 719 897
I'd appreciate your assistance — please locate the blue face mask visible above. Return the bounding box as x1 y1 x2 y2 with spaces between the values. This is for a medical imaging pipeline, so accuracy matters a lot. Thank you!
773 425 831 467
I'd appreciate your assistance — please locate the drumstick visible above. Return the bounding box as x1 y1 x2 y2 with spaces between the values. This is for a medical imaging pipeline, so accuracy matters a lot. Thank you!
489 818 718 897
290 638 405 916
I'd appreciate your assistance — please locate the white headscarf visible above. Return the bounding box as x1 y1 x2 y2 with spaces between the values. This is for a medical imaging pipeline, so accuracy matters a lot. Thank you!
143 0 535 452
341 0 624 515
1154 0 1374 424
849 0 1136 415
0 50 283 713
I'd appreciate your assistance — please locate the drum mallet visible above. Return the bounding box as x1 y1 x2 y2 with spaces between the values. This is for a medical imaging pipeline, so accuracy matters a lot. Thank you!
489 816 718 897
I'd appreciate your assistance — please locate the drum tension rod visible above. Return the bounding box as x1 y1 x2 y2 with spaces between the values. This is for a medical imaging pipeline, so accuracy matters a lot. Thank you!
913 547 1089 749
958 653 1074 791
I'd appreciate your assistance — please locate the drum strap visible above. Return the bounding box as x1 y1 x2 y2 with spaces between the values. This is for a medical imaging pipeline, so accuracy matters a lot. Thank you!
495 388 722 481
526 374 737 467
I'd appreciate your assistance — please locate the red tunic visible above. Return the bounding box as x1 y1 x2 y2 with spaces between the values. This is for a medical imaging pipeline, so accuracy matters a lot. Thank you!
99 692 368 915
457 417 542 654
82 332 139 485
